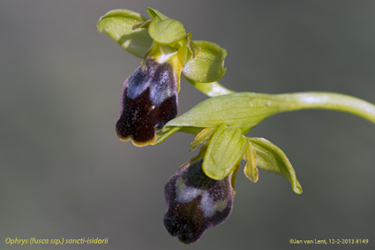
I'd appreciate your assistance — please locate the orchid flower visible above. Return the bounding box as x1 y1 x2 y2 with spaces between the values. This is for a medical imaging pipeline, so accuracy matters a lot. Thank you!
98 8 227 146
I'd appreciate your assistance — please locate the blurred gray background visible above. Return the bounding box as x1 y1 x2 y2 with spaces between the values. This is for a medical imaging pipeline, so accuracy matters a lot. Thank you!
1 0 374 249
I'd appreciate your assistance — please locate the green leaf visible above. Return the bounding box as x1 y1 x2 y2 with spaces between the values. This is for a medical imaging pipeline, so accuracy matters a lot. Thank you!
203 124 248 180
249 138 303 194
243 141 259 183
97 9 153 58
148 16 187 45
146 7 170 20
182 41 227 83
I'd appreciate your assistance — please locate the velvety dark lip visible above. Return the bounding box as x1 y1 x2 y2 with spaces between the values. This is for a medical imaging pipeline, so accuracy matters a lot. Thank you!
163 159 233 244
116 58 178 146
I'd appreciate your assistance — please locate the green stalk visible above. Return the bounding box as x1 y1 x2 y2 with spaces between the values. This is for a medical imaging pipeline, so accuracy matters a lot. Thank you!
186 79 235 97
278 92 375 124
190 79 375 124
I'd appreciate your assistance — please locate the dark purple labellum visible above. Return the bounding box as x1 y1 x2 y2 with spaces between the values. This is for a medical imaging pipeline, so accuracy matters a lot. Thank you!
116 58 178 146
164 159 234 244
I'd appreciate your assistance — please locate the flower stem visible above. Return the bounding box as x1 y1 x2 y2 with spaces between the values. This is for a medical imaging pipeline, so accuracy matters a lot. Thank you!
186 79 235 97
277 92 375 124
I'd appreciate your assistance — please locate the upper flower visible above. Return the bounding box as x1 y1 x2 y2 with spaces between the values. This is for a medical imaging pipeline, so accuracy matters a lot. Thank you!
115 57 179 145
97 8 227 146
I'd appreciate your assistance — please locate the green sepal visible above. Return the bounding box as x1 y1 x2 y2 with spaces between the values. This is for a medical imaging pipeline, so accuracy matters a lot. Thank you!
97 9 153 58
249 138 303 194
182 41 227 83
148 16 187 45
189 127 217 151
146 7 170 20
203 124 248 180
243 140 259 183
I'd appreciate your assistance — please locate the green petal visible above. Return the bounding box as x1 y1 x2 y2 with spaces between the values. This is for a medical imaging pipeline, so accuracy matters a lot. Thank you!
97 9 153 58
148 16 187 45
187 36 201 59
249 138 303 194
243 141 259 183
203 124 248 180
189 127 216 151
146 7 170 20
182 41 227 83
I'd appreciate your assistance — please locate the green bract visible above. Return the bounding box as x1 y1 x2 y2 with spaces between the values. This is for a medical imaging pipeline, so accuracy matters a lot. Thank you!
158 92 375 136
163 93 280 129
97 7 228 87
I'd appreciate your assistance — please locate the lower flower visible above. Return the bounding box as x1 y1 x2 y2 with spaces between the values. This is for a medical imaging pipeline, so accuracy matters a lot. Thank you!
163 154 235 244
